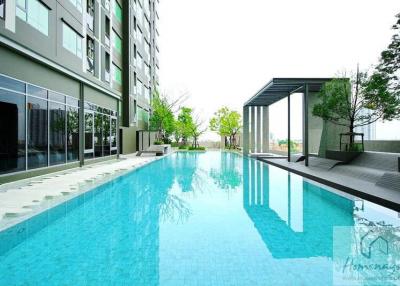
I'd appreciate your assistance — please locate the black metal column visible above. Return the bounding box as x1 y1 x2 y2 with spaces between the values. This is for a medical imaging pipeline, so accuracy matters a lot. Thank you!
288 93 291 162
303 84 309 166
79 82 85 167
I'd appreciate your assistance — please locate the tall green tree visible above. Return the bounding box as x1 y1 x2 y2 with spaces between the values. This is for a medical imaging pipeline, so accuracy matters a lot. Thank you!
149 90 175 142
176 107 195 145
365 13 400 118
312 67 399 144
209 107 242 149
188 117 207 148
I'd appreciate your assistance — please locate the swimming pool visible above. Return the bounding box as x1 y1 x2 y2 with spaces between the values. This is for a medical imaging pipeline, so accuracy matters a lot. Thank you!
0 151 399 285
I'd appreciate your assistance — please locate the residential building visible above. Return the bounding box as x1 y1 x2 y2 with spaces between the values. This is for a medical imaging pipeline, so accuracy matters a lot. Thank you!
0 0 159 183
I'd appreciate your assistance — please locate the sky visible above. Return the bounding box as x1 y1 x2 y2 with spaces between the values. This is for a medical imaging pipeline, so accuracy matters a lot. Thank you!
157 0 400 141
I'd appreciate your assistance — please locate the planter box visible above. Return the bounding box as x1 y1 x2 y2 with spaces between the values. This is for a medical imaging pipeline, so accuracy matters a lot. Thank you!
326 150 362 163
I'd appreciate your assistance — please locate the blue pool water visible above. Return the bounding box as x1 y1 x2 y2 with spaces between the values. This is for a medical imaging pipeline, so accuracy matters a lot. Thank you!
0 151 399 285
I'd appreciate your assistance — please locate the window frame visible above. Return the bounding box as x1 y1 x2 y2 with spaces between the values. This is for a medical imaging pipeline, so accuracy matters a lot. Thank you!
62 22 83 59
0 0 5 19
16 0 49 36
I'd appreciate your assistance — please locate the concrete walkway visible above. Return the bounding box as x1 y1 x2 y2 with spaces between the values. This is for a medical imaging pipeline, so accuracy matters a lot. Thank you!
259 158 400 211
0 153 165 230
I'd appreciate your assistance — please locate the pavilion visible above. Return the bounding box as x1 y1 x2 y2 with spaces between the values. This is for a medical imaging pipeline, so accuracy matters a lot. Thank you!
243 78 333 166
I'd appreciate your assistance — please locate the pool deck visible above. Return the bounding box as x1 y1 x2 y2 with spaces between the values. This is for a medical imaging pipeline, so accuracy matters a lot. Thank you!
0 153 166 231
259 158 400 212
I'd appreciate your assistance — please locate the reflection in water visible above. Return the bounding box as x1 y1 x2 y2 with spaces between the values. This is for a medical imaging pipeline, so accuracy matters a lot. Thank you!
209 152 242 191
173 152 200 193
243 158 355 258
160 194 192 224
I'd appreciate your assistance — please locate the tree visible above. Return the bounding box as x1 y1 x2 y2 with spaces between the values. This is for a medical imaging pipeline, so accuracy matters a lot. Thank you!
365 13 400 118
312 67 399 145
175 107 195 146
188 117 207 148
149 90 175 142
209 107 242 149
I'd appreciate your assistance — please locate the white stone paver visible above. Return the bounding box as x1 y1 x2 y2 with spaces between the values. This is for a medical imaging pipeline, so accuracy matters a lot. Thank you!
0 153 165 229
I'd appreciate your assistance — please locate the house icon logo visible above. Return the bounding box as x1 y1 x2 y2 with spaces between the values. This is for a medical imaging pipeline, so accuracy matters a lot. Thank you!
360 230 389 259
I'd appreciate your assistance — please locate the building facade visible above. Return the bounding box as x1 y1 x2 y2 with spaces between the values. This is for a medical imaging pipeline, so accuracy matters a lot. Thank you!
0 0 159 183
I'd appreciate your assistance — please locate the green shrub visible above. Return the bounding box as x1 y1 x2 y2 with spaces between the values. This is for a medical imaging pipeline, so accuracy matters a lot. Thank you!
171 142 179 147
153 140 163 145
188 146 206 151
178 145 188 150
348 143 363 152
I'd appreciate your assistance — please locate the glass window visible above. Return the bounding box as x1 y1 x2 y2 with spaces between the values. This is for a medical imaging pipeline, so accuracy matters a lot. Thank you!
62 23 82 58
111 117 117 149
94 113 103 157
85 112 94 153
0 0 5 19
67 106 79 162
0 74 26 93
113 30 122 54
87 37 95 74
49 102 66 166
48 92 65 103
68 0 82 12
136 3 143 25
27 96 48 169
86 0 94 30
105 52 111 83
113 64 122 85
16 0 49 36
137 28 142 44
103 115 110 156
66 97 79 107
0 89 26 174
105 16 110 46
114 0 122 22
136 52 143 70
27 84 47 99
137 106 149 129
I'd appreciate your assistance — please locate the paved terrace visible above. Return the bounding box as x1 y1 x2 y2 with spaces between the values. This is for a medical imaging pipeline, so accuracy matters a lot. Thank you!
259 157 400 212
0 154 166 231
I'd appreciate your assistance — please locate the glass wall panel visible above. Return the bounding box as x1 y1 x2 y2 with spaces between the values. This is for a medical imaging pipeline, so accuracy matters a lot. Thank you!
103 115 110 156
67 106 79 162
0 75 26 93
111 117 117 155
0 89 26 174
94 113 103 157
28 84 47 99
27 96 48 169
49 102 66 166
49 91 65 103
85 112 94 158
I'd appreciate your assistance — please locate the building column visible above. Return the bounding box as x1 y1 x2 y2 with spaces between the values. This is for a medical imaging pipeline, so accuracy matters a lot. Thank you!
262 106 269 153
79 82 85 167
250 106 256 153
288 93 291 162
256 106 262 153
303 84 309 166
243 106 250 156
